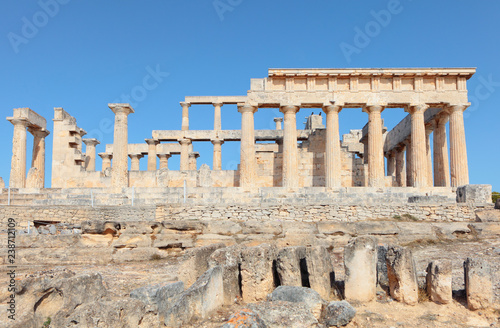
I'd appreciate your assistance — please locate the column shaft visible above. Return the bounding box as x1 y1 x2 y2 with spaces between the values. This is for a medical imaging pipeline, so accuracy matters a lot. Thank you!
100 154 112 171
8 119 29 188
129 155 142 171
83 139 100 172
395 145 406 187
408 104 429 187
405 140 413 187
212 139 224 170
30 129 49 188
181 102 190 131
425 126 433 186
146 139 159 171
280 106 300 189
323 105 342 188
158 154 171 169
387 152 396 177
214 103 222 131
448 105 469 186
364 105 385 187
110 104 134 188
433 117 450 187
238 105 257 189
179 139 191 171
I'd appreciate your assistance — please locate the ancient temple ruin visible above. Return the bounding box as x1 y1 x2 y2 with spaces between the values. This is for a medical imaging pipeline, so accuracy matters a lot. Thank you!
3 68 489 205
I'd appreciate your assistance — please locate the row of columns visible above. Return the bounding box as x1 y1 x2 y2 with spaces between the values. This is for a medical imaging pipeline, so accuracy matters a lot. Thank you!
181 102 224 131
8 117 50 188
387 104 468 188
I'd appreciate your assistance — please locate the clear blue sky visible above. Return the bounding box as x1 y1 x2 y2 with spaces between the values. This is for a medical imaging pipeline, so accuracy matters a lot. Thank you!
1 0 499 191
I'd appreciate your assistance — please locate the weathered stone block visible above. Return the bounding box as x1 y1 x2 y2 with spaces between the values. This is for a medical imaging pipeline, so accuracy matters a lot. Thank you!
248 301 320 328
130 281 184 308
464 258 493 310
221 309 267 328
386 245 418 305
456 184 492 204
177 243 225 287
426 260 452 304
305 246 334 300
276 246 306 287
344 236 377 302
268 286 325 320
240 244 277 302
208 245 242 305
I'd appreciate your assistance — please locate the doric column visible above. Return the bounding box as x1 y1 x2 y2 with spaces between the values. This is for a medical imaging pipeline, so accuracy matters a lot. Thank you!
157 153 171 169
29 128 50 188
406 104 429 187
395 145 406 187
425 124 434 186
433 115 450 187
99 153 112 171
213 102 223 131
181 102 190 131
7 118 29 188
238 104 258 189
189 152 200 170
363 105 385 187
109 103 134 188
280 105 300 189
83 138 100 172
211 139 224 170
178 138 191 171
404 139 413 187
323 105 342 188
448 104 469 186
129 154 143 171
274 117 283 130
145 139 159 171
386 151 396 177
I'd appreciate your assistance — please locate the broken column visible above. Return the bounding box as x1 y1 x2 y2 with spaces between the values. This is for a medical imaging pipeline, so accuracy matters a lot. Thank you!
306 246 334 300
189 152 199 170
276 246 306 287
464 258 492 310
240 244 277 302
344 237 377 302
386 245 418 305
99 153 112 171
426 260 452 304
109 103 134 188
83 138 100 172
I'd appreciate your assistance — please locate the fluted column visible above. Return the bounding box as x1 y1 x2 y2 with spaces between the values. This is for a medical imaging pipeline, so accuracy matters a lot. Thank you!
363 105 385 187
406 104 429 187
323 105 342 188
280 105 300 189
7 118 29 188
29 128 50 188
145 139 159 171
448 104 469 186
129 154 143 171
425 124 434 187
386 151 396 177
238 104 258 189
274 117 283 130
157 153 171 169
211 139 224 170
181 102 190 131
213 102 223 131
99 153 112 171
179 138 191 171
83 138 100 172
433 115 450 187
109 103 134 188
395 145 406 187
189 152 200 170
404 139 413 187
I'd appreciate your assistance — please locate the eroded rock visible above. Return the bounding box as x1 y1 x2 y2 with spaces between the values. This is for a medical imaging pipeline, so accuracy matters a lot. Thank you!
240 244 278 302
249 301 321 328
426 260 452 304
276 246 306 287
386 245 418 305
344 236 377 302
322 300 356 327
268 286 325 320
464 258 493 310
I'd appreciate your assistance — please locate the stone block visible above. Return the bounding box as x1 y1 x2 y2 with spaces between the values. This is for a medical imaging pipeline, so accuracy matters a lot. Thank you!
344 236 377 302
475 209 500 222
276 246 306 287
377 245 389 289
386 245 418 305
240 244 278 302
130 281 184 308
408 195 451 204
81 220 121 235
355 221 399 236
248 301 320 328
456 184 492 204
163 266 224 328
208 245 242 305
203 220 242 235
268 286 325 320
177 243 225 288
464 258 493 310
305 246 335 300
426 260 452 304
322 300 356 327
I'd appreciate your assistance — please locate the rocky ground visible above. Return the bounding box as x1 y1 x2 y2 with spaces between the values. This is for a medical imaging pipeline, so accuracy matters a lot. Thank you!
1 239 499 327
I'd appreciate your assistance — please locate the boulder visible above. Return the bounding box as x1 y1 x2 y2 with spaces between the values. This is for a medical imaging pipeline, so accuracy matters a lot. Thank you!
464 258 493 310
222 309 267 328
322 300 356 327
386 245 418 305
306 246 335 300
276 246 306 287
163 266 224 328
130 281 184 309
208 245 242 305
344 237 377 302
426 260 452 304
249 301 321 328
240 244 278 302
268 286 325 320
177 243 225 287
475 209 500 222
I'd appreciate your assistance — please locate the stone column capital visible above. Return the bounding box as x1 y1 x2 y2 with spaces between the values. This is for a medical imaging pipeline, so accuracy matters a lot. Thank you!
237 104 258 114
180 102 191 108
109 103 134 115
362 104 385 114
323 105 343 114
445 103 470 113
98 153 113 160
405 104 429 114
29 128 50 138
273 117 283 123
188 152 200 159
279 105 300 114
157 153 172 159
425 122 435 134
145 138 160 146
128 153 144 159
83 138 100 147
7 117 29 127
213 102 224 107
211 139 225 146
178 138 192 146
